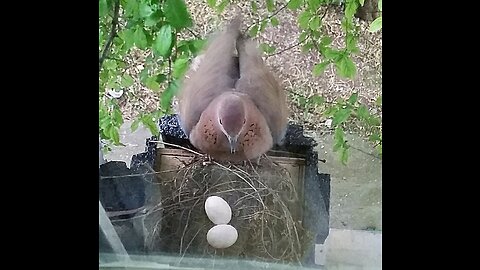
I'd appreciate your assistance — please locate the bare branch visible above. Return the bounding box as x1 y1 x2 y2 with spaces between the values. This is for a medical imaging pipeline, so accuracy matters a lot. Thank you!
266 36 308 58
246 2 289 33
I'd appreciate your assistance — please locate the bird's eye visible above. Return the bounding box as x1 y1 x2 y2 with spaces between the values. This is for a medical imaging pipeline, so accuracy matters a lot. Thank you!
243 119 246 124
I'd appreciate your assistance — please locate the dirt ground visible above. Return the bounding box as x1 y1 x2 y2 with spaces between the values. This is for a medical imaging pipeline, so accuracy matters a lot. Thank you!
119 1 382 135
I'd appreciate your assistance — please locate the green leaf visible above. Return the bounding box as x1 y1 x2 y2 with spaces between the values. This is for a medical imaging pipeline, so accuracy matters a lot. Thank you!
216 0 229 13
346 33 357 52
378 0 382 12
103 59 117 70
177 43 190 54
313 62 329 76
172 57 190 79
161 81 180 113
348 92 358 104
308 0 320 11
332 108 351 126
102 123 111 138
323 105 338 117
341 16 354 32
134 27 147 49
119 29 135 50
207 0 217 8
154 24 173 57
375 143 382 156
113 108 123 125
125 0 139 18
109 126 121 145
270 17 280 27
333 127 344 152
287 0 303 10
298 11 311 30
299 32 308 42
266 0 275 12
308 95 324 106
356 104 369 120
190 39 207 55
376 95 382 106
99 0 108 17
139 68 149 83
139 1 153 18
131 117 141 132
145 76 161 91
100 116 111 130
340 146 349 165
301 43 313 53
145 10 163 27
251 1 258 12
297 96 307 107
309 16 320 30
367 116 381 126
142 115 159 136
359 0 365 6
249 25 259 37
333 141 342 152
320 36 332 47
345 0 358 20
369 133 381 142
156 74 168 84
323 48 341 60
369 16 382 32
164 0 193 30
121 74 134 88
335 54 356 79
260 43 276 54
259 20 268 32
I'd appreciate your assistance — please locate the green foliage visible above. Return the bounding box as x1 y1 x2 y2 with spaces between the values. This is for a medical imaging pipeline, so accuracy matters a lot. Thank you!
99 0 382 163
260 43 276 54
369 16 382 32
369 0 382 32
99 0 195 147
154 25 173 57
215 0 230 13
266 0 276 12
287 0 303 10
164 0 193 29
295 91 382 164
286 0 362 79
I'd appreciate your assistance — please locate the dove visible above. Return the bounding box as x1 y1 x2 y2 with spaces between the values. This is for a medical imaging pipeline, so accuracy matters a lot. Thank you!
177 16 288 162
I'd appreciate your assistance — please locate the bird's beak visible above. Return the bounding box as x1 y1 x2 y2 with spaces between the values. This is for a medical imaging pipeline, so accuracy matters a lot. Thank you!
228 136 238 154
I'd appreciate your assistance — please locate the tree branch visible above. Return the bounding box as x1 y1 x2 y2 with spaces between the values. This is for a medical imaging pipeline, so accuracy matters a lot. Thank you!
266 36 309 58
246 2 289 33
99 0 120 73
186 27 200 39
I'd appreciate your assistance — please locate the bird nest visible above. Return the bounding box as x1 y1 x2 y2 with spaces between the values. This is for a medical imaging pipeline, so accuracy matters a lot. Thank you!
144 149 314 265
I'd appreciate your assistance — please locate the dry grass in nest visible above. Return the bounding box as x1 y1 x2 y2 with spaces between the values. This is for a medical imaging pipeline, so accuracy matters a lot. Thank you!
144 154 314 265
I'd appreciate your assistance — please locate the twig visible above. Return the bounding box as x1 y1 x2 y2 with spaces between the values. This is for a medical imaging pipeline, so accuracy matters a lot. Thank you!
186 27 200 39
246 2 289 32
149 140 204 156
320 5 330 21
99 168 182 180
99 0 120 73
168 57 172 85
349 144 381 160
266 37 309 58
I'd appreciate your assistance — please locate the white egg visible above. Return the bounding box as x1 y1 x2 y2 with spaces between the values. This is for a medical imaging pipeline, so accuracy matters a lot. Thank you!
206 224 238 249
204 196 232 224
